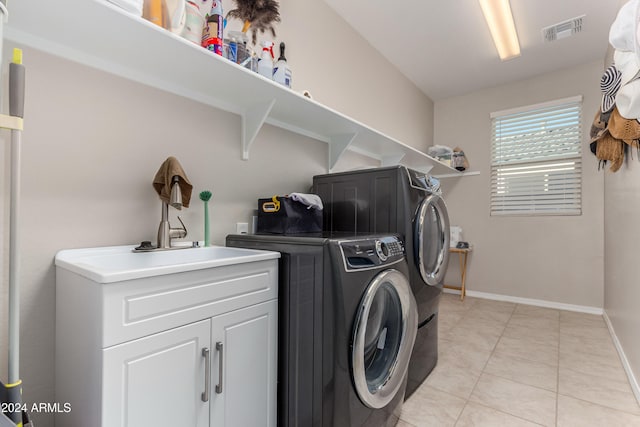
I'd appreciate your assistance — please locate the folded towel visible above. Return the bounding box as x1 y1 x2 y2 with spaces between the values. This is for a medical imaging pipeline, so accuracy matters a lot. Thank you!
152 156 193 208
289 193 323 210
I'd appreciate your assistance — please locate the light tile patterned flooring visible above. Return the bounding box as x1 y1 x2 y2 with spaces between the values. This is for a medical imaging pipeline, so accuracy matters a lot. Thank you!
398 293 640 426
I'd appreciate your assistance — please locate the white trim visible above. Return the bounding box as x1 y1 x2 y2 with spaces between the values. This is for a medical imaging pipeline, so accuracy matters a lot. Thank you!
442 288 603 314
490 95 583 118
434 171 481 179
603 311 640 406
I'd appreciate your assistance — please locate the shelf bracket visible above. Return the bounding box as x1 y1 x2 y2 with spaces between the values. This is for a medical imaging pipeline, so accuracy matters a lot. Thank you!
328 133 358 171
241 99 276 160
380 153 406 167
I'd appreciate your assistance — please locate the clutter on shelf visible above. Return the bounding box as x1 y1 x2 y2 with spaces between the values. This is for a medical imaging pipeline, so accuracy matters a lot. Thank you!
427 145 453 166
136 0 291 85
427 145 470 171
591 0 640 172
452 147 470 171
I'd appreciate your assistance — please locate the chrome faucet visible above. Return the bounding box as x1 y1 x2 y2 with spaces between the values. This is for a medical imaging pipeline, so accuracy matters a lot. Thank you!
156 176 188 249
135 176 189 252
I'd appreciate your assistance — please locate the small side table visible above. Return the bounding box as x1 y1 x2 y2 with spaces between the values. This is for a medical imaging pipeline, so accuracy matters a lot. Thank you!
444 247 472 301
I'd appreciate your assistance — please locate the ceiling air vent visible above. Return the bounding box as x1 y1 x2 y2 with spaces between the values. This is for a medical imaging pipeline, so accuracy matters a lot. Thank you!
543 15 585 42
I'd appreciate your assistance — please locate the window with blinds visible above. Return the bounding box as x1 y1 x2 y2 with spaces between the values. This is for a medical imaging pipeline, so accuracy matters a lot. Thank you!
490 96 582 216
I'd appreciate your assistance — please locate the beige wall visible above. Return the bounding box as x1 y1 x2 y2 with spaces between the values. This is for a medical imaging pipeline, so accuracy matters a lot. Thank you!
0 1 434 424
435 61 605 308
602 0 640 400
604 155 640 399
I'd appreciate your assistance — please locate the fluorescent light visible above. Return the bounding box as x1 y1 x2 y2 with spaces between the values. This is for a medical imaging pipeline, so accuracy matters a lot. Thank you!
479 0 521 61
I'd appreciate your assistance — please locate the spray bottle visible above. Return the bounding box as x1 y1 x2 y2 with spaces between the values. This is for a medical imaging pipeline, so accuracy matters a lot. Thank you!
272 42 292 88
201 0 223 55
257 41 274 79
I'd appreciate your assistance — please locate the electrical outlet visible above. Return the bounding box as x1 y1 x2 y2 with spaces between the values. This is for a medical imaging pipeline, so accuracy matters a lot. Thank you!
236 222 249 234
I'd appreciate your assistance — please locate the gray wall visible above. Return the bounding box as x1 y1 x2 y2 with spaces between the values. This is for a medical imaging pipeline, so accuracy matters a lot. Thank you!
435 60 605 308
0 0 434 424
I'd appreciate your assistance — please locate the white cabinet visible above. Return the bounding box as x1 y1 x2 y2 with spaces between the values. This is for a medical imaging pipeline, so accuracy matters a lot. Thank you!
210 301 277 427
54 245 279 427
103 320 211 427
100 301 278 427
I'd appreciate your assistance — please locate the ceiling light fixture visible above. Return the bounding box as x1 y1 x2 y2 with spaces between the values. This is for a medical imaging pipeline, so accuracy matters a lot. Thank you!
479 0 521 61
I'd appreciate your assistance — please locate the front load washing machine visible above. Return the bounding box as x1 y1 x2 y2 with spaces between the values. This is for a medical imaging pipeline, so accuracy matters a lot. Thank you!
226 233 417 427
313 166 450 397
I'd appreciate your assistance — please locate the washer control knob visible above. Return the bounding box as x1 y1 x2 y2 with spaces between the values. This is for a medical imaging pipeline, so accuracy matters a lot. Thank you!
375 240 389 261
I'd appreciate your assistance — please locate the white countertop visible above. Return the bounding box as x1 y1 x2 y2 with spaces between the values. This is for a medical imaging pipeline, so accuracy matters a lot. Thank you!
55 244 280 283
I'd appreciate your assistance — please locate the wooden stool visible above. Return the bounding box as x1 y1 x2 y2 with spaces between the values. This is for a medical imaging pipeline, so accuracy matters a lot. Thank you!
444 247 471 301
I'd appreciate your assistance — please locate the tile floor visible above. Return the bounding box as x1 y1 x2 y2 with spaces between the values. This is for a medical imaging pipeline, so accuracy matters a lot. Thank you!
398 293 640 426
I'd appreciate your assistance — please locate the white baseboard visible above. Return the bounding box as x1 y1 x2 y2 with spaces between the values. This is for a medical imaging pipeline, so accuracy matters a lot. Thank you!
603 311 640 405
442 288 603 315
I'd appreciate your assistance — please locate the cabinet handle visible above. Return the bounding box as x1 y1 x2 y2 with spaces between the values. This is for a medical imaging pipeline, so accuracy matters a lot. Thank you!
215 341 224 394
201 347 211 402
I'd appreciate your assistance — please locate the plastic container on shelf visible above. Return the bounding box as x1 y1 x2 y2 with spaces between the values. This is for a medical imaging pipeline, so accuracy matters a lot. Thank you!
226 31 254 70
143 0 171 29
181 1 204 44
224 36 238 63
165 0 186 34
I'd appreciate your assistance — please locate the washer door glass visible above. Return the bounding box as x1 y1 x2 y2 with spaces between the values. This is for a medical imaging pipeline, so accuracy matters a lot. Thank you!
415 194 450 286
352 269 417 409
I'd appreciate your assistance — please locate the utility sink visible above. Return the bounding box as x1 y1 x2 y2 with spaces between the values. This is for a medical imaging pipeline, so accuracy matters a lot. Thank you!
55 244 280 283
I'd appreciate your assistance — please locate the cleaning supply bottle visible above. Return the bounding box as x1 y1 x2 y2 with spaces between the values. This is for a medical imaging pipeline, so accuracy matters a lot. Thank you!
143 0 171 29
272 42 292 88
257 41 274 79
201 0 223 55
181 1 204 44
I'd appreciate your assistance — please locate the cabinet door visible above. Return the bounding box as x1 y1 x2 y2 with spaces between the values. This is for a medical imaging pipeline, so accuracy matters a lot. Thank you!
210 300 277 427
103 319 211 427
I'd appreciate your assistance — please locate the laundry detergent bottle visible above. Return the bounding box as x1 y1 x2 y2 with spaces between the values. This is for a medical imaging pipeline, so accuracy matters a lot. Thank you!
257 41 274 79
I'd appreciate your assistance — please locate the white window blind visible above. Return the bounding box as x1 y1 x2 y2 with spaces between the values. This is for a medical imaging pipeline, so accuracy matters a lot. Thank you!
490 96 582 216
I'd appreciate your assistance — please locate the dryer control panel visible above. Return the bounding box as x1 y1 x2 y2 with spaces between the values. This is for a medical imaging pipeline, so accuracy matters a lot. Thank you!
340 235 405 271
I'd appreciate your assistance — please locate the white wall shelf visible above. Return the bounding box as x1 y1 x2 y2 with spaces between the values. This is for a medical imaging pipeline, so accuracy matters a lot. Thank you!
5 0 461 175
434 170 481 179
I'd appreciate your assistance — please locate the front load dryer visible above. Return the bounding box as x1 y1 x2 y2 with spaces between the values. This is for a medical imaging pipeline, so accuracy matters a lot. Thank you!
313 166 450 397
226 233 417 427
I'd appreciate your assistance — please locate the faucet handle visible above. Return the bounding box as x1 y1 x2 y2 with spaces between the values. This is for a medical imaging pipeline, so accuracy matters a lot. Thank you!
177 216 186 231
172 215 188 239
